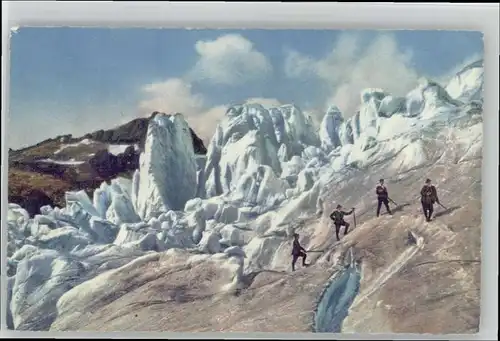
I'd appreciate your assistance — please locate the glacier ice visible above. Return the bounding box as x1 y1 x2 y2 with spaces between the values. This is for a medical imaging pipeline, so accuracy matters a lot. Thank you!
65 190 100 218
135 113 198 220
230 165 289 209
224 245 247 259
219 224 248 247
319 105 344 151
10 249 87 330
6 59 484 332
204 103 321 198
198 230 222 254
378 95 406 118
314 266 361 333
446 59 484 104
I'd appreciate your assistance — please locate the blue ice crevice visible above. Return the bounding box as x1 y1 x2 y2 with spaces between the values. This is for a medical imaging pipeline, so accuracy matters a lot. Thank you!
313 253 362 333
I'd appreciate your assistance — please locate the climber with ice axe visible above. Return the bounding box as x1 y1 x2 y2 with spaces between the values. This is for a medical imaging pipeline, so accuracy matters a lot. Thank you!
420 178 444 222
375 178 394 217
291 233 308 271
329 205 355 241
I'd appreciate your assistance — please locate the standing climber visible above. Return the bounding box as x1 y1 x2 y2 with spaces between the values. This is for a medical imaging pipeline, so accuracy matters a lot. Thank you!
329 205 355 241
420 178 440 222
291 233 308 271
376 178 392 217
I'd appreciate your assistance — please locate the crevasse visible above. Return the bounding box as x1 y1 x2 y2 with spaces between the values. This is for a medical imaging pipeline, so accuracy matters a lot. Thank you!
313 264 361 333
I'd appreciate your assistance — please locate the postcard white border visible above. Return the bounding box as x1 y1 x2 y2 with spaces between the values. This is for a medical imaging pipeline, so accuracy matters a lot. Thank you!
2 2 498 340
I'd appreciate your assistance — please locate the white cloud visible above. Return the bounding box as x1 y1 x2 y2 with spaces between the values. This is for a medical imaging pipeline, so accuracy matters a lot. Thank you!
136 34 280 145
284 32 420 117
190 105 228 145
136 34 279 144
138 78 216 143
285 32 484 118
283 50 316 79
138 77 281 145
138 78 205 116
136 31 482 149
243 97 282 108
189 34 272 85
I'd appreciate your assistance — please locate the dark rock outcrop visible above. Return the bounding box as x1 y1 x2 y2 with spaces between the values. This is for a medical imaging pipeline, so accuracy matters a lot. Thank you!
8 112 207 216
9 189 55 217
84 112 207 155
189 129 207 154
88 147 139 180
10 160 68 178
84 118 150 148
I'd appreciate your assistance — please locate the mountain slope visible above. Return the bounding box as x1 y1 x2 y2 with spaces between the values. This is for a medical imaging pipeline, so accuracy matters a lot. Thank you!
6 60 483 334
8 112 207 217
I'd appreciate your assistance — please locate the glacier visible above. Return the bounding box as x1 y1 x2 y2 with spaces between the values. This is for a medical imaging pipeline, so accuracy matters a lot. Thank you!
6 60 484 333
134 113 198 220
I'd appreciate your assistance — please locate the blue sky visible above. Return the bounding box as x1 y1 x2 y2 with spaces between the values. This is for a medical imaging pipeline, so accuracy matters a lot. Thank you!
8 28 483 148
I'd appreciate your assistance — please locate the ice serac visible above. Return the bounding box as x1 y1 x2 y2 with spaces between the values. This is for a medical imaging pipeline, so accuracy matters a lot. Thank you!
104 178 141 226
319 106 344 151
93 182 111 219
378 95 406 118
445 59 484 104
65 191 100 218
204 103 322 198
358 88 388 139
338 119 354 146
269 108 288 145
130 170 140 212
407 78 462 120
204 104 281 197
230 164 290 209
273 104 321 158
135 113 198 220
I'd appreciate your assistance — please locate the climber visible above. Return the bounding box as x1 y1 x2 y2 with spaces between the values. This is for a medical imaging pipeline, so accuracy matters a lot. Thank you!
375 178 392 217
329 205 355 241
420 178 440 222
291 233 308 271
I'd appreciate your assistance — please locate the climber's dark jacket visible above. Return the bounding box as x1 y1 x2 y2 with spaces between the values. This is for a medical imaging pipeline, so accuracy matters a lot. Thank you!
329 209 354 225
376 185 389 199
292 239 306 256
420 185 439 205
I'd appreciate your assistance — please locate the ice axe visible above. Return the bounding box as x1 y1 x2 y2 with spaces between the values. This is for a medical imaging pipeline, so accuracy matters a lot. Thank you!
352 207 357 229
388 197 399 206
438 202 448 210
